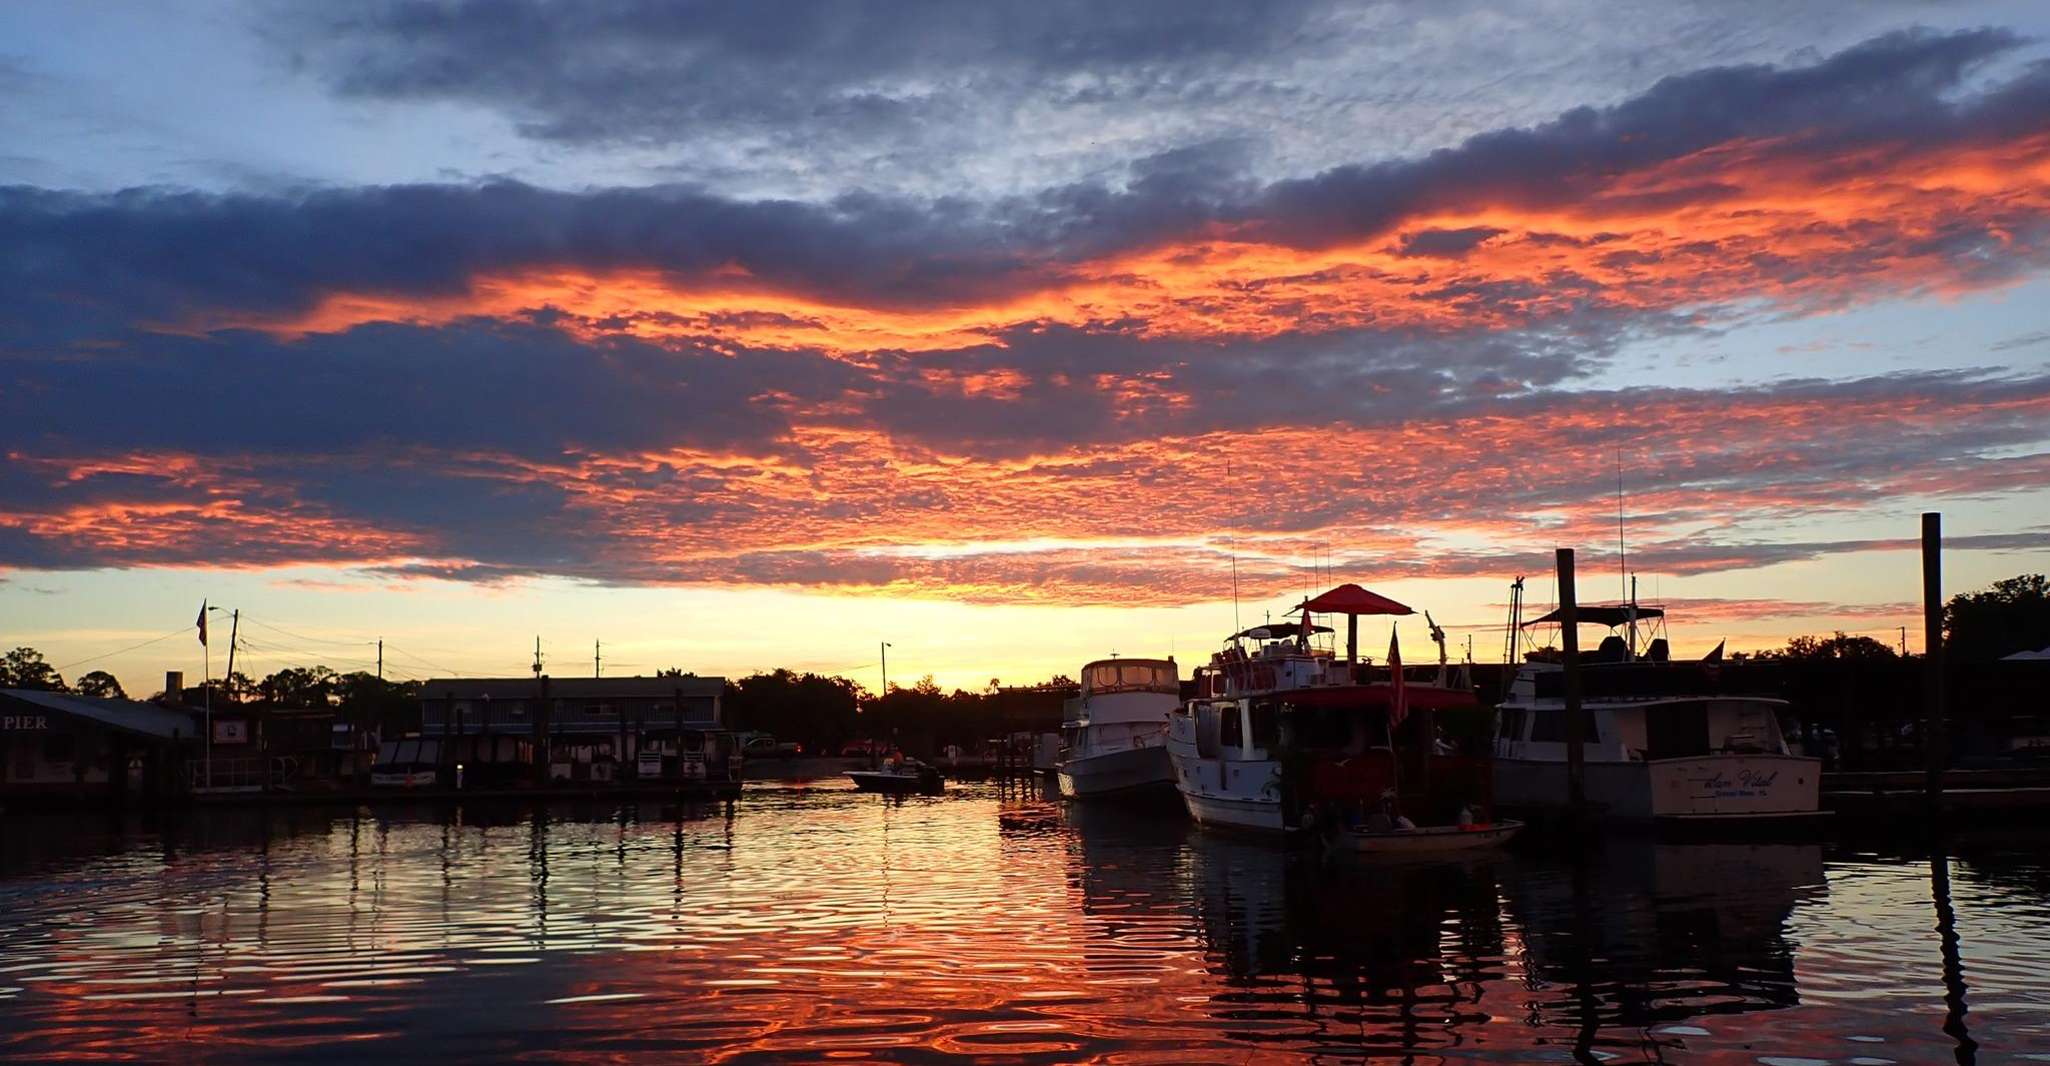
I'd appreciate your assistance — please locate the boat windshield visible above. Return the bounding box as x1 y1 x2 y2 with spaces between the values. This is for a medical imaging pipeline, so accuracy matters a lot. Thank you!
1082 659 1179 695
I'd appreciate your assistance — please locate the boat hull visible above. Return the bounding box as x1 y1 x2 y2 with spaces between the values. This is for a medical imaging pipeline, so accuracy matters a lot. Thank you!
845 770 942 795
1179 789 1288 832
1166 731 1287 832
1056 744 1173 799
1333 820 1523 855
1496 753 1820 821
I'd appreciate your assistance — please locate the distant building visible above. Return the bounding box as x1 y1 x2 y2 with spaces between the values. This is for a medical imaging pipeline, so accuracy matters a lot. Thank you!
1 688 196 803
419 675 732 785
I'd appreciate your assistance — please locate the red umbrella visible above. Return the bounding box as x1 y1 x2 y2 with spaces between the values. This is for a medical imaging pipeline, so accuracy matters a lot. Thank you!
1300 583 1414 616
1298 583 1413 665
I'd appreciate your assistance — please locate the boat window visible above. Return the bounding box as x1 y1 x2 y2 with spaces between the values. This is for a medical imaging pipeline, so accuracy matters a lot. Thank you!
1084 660 1180 695
1497 708 1526 742
1286 704 1355 752
1249 702 1280 750
1220 704 1244 749
1195 704 1220 758
1530 710 1599 744
1646 701 1711 759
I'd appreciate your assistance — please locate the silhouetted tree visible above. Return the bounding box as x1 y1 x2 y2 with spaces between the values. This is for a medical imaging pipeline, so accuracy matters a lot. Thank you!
1946 573 2050 661
196 671 258 704
1 647 66 691
1756 631 1898 661
74 670 126 698
724 669 863 751
258 665 337 707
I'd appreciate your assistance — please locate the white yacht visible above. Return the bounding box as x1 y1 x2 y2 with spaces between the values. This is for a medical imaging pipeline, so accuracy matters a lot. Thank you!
1055 658 1180 799
1166 584 1486 833
1494 602 1821 823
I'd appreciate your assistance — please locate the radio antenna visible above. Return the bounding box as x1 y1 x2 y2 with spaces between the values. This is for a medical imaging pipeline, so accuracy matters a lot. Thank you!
1227 459 1243 642
1616 447 1627 602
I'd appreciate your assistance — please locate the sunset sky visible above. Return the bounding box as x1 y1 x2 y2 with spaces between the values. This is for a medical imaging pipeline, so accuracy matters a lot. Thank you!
5 1 2050 693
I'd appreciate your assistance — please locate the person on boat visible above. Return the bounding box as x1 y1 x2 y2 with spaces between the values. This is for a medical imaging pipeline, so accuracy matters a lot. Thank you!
1363 792 1416 833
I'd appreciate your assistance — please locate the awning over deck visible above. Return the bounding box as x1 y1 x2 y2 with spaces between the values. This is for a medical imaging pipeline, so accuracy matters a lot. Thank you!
1522 604 1664 628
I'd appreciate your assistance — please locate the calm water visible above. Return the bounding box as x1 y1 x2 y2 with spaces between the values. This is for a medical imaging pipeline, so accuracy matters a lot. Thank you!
3 784 2048 1064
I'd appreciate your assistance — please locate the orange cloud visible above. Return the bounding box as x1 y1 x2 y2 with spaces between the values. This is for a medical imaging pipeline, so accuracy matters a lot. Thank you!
191 132 2050 358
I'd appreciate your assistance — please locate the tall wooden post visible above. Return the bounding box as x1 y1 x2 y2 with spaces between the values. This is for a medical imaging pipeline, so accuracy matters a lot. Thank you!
1923 512 1947 809
534 675 552 787
1557 548 1586 813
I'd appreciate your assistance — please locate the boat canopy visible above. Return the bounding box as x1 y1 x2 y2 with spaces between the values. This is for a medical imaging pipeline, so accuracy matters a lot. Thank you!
1522 604 1664 628
1082 659 1180 695
1232 622 1331 641
1300 583 1414 616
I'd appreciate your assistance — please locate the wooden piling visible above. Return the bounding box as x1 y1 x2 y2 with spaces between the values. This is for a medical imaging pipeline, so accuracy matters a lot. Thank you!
1557 548 1586 812
1923 512 1947 809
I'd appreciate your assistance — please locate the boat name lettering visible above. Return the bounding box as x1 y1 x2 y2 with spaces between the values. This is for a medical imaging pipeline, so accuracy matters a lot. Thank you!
2 714 49 731
1700 768 1779 793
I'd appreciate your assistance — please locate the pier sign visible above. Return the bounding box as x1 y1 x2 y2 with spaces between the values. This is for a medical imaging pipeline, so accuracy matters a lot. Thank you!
2 714 50 731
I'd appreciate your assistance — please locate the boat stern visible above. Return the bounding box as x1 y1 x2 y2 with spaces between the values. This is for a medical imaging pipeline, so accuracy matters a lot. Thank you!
1648 754 1820 819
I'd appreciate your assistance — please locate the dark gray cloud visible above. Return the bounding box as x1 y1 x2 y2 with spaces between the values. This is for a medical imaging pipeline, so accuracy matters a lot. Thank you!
266 1 1969 199
0 27 2041 336
1 320 847 460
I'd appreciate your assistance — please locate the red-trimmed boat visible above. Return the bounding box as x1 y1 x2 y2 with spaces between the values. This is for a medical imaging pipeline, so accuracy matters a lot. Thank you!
1165 584 1505 839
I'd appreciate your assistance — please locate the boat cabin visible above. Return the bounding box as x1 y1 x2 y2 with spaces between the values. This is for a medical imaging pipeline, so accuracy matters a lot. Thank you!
1060 657 1179 758
1496 673 1795 763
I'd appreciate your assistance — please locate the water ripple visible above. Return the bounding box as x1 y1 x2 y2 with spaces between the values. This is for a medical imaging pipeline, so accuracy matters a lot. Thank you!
1 789 2048 1061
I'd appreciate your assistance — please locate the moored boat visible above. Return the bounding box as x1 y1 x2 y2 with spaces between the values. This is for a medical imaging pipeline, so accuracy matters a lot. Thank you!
1494 598 1823 824
846 758 945 794
1166 583 1500 835
1055 658 1179 799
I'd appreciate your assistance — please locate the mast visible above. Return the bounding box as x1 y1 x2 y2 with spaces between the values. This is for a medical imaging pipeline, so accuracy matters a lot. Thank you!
1502 577 1524 668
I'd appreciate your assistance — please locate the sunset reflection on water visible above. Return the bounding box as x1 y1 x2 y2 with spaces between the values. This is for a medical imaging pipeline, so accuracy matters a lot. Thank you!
2 784 2047 1062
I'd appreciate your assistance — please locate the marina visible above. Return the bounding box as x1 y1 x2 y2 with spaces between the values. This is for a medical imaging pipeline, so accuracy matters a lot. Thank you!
8 5 2050 1061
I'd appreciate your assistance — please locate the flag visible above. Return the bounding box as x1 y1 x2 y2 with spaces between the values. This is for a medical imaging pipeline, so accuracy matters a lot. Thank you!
196 600 208 646
1387 625 1407 733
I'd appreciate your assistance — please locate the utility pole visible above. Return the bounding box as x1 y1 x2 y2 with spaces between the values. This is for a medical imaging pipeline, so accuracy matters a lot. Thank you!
376 639 383 681
223 608 240 703
202 602 211 791
1557 548 1586 816
880 642 891 695
595 639 602 679
533 637 543 679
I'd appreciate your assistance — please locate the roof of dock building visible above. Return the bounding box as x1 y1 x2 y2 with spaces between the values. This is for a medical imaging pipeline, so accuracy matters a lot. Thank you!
0 689 200 742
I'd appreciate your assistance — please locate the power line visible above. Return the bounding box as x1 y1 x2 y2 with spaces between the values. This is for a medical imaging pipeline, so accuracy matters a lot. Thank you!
382 643 463 676
52 626 193 673
240 615 374 649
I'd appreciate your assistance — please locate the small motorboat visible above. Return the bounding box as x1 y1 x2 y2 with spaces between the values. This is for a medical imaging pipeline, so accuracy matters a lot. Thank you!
846 759 945 795
1329 819 1523 856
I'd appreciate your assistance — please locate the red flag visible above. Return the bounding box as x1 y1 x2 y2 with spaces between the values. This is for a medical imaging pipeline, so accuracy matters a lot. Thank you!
196 600 208 646
1387 625 1407 733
